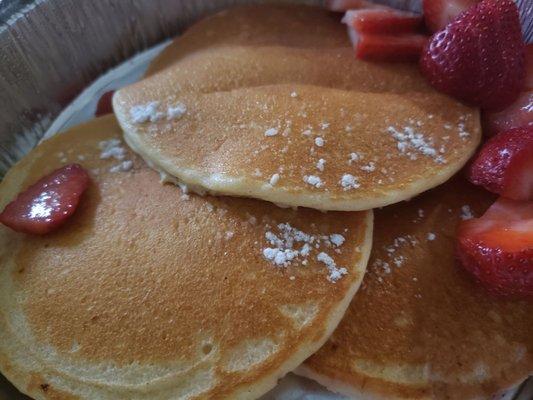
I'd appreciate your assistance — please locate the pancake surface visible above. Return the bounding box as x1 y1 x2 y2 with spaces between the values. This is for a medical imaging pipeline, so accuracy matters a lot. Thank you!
113 5 481 211
298 177 533 399
0 116 373 400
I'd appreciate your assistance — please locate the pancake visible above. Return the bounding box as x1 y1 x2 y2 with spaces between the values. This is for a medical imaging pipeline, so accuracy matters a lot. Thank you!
0 116 373 400
297 177 533 399
112 4 481 211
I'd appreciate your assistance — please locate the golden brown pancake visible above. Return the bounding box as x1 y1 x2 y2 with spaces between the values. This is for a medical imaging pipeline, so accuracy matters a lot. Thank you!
297 177 533 399
0 116 373 400
113 4 481 211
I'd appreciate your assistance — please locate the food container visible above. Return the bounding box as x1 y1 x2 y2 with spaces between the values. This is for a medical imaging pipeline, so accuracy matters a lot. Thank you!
0 0 531 398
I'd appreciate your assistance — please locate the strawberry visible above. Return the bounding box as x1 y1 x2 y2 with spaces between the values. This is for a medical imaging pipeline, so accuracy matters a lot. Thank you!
420 0 525 111
0 164 90 235
469 126 533 201
422 0 479 32
526 44 533 90
482 91 533 136
325 0 385 12
456 197 533 298
95 90 115 116
342 8 424 34
347 26 427 61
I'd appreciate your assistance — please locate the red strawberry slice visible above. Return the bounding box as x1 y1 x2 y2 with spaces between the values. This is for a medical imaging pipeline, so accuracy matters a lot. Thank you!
342 8 424 34
0 164 90 235
456 197 533 298
526 44 533 90
422 0 479 33
347 26 427 61
420 0 525 111
95 90 115 117
325 0 385 12
469 126 533 201
503 142 533 201
482 91 533 136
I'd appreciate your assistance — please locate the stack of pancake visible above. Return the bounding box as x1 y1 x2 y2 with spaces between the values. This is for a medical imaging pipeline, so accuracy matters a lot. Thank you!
0 4 530 400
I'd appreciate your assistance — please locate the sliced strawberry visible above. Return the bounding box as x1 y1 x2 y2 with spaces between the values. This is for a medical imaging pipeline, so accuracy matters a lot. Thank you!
456 197 533 298
0 164 90 235
422 0 479 33
325 0 385 12
482 91 533 137
420 0 525 111
95 90 115 116
342 8 424 34
503 143 533 201
526 44 533 90
348 26 427 61
469 126 533 201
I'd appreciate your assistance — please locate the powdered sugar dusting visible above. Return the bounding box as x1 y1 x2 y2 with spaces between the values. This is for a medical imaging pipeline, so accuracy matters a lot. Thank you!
360 162 376 172
457 115 471 140
109 160 133 173
264 128 279 137
269 173 280 186
130 101 165 123
99 138 133 173
340 174 360 190
99 139 126 160
167 102 187 120
372 235 419 280
317 252 347 282
304 175 324 188
262 223 348 282
130 100 187 123
349 152 361 165
330 234 345 247
316 159 326 171
387 125 445 164
461 205 474 220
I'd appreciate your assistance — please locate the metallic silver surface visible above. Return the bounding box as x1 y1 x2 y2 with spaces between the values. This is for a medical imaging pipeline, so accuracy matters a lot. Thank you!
0 0 531 399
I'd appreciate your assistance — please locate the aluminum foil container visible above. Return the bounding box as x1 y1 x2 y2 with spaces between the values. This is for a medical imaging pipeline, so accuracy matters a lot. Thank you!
0 0 531 398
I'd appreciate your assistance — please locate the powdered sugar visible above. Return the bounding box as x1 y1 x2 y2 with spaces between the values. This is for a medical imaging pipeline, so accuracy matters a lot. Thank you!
460 205 474 220
348 152 361 165
387 125 445 164
360 162 376 172
99 139 126 160
372 235 419 280
340 174 360 190
316 159 326 171
304 175 324 188
99 138 133 173
269 173 280 186
130 100 187 123
109 160 133 173
264 128 279 137
225 231 235 240
457 115 471 139
317 252 347 282
262 223 348 282
130 101 165 123
167 102 187 120
314 137 325 147
330 234 345 247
